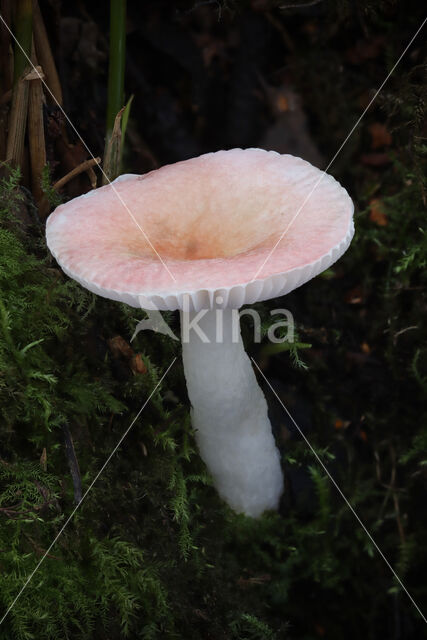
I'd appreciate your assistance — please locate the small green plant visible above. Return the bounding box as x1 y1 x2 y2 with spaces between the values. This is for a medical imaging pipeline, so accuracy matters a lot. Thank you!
40 165 62 209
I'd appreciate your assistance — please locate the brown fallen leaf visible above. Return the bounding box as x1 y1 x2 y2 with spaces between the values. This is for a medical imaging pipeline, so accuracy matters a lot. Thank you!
131 353 147 375
334 418 351 431
361 342 371 354
345 285 364 304
368 122 392 149
276 92 289 113
108 336 147 376
108 335 134 361
369 198 388 226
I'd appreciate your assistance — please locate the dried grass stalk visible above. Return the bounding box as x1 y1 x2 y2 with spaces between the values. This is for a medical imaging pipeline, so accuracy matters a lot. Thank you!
13 0 33 82
32 0 62 105
28 60 46 204
5 67 30 167
102 106 124 185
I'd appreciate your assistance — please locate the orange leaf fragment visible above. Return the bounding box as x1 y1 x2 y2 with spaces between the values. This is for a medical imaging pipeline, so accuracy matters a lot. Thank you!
276 93 289 113
131 353 147 375
108 335 134 360
368 122 392 149
361 342 371 354
334 418 350 430
345 285 364 304
369 199 388 226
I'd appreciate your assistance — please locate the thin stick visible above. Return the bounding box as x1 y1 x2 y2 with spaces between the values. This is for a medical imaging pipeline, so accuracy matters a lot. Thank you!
85 165 97 189
53 157 101 191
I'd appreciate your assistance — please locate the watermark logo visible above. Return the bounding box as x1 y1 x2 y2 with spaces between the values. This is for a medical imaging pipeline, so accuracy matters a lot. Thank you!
130 310 179 342
131 295 294 345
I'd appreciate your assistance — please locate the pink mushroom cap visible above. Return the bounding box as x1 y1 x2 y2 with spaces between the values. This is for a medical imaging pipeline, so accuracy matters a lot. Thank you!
46 148 354 311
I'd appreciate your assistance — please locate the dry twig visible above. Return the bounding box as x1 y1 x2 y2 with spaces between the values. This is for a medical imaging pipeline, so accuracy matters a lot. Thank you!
53 157 101 191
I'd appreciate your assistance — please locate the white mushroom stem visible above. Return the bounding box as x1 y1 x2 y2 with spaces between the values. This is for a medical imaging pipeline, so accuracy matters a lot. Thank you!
180 307 284 517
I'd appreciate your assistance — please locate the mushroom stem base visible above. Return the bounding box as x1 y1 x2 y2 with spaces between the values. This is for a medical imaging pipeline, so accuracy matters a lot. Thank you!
180 307 284 517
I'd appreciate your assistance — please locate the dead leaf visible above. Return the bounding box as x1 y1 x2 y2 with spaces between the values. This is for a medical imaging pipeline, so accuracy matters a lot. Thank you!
345 285 364 304
108 336 148 376
369 198 388 226
108 335 134 361
131 353 147 375
361 342 371 354
368 122 392 149
334 419 350 431
276 93 289 113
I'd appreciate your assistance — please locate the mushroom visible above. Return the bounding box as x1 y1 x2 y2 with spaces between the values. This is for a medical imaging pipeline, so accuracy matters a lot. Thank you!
46 149 354 517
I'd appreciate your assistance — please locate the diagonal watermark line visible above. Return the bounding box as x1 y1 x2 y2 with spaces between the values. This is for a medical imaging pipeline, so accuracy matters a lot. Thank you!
251 16 427 282
0 13 176 283
0 357 176 627
251 357 427 625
